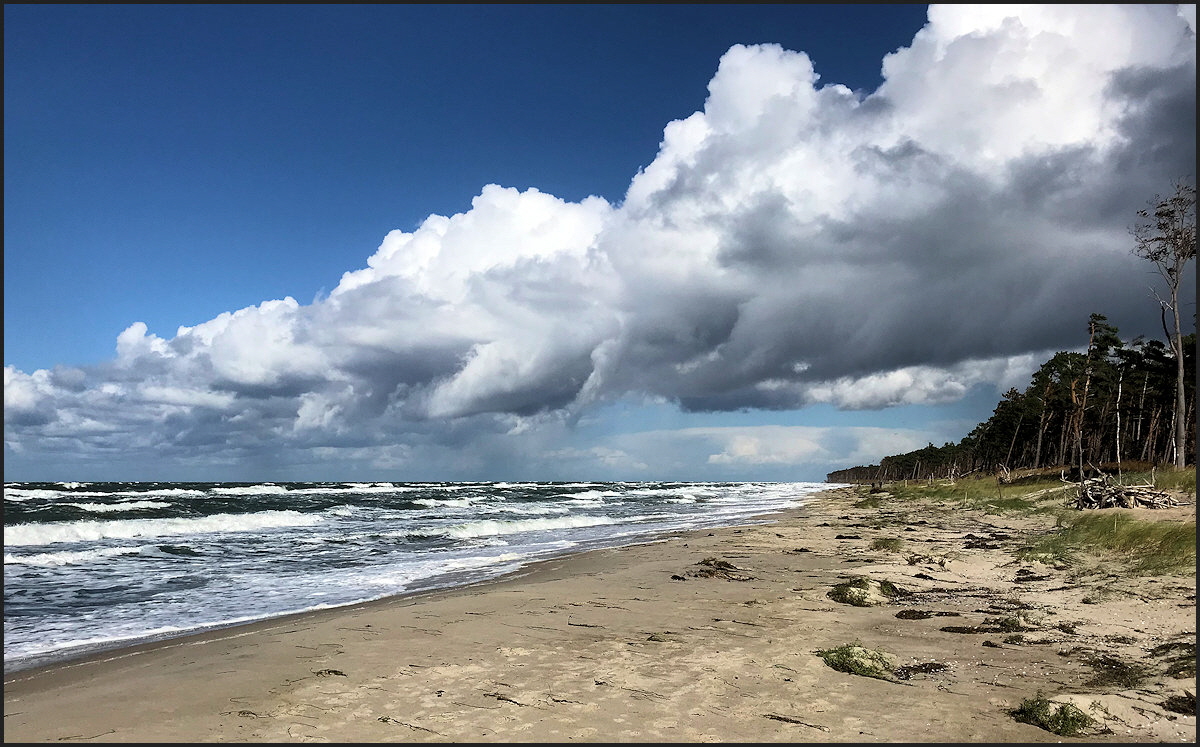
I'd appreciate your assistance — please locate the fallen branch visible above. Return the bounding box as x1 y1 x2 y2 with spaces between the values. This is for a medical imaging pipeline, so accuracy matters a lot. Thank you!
1064 466 1181 510
764 713 830 731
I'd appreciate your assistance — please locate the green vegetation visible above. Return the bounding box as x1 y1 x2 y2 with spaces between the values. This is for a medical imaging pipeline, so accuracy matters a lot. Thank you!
827 577 906 606
852 475 1194 577
1010 694 1095 736
815 643 896 680
881 474 1069 515
1130 465 1197 495
1019 511 1196 575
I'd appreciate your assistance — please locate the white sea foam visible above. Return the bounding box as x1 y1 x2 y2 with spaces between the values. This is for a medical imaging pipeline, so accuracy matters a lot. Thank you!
284 483 418 495
555 489 618 502
501 505 570 516
211 484 289 495
3 488 64 501
441 515 616 539
63 501 171 513
4 545 143 567
111 488 204 497
3 510 323 547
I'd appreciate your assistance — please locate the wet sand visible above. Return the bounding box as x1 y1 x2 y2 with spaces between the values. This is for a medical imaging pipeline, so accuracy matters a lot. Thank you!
3 484 1195 742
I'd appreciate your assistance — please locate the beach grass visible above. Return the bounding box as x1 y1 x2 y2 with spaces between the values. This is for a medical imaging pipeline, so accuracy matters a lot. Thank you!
1019 511 1196 575
1118 464 1197 494
881 475 1070 514
869 537 904 552
861 471 1195 576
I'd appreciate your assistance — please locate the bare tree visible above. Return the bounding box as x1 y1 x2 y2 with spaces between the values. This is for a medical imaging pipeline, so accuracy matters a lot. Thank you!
1132 179 1196 468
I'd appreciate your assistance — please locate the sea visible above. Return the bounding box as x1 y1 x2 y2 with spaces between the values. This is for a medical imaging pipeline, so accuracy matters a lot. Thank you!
3 480 836 675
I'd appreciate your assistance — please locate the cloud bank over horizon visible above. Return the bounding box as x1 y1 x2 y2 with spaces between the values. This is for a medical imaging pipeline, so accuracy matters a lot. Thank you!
5 5 1196 480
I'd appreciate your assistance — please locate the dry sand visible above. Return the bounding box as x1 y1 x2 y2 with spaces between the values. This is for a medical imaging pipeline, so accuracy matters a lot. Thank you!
3 484 1195 743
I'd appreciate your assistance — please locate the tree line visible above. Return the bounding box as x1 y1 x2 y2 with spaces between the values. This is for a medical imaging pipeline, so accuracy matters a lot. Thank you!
826 316 1195 483
828 180 1195 484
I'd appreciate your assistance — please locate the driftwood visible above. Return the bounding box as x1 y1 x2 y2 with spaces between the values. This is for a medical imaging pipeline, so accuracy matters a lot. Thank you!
1062 466 1181 510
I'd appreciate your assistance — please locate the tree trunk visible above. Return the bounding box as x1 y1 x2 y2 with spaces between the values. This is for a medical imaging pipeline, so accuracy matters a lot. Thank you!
1172 300 1186 468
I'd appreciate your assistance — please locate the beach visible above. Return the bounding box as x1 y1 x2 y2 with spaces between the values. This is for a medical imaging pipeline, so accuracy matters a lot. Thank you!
3 484 1195 743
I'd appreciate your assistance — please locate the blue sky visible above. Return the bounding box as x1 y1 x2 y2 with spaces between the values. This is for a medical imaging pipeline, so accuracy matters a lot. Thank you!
5 4 929 373
4 4 1196 482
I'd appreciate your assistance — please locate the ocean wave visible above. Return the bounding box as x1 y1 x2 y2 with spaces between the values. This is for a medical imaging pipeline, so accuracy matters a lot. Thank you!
4 545 143 567
61 501 172 513
411 498 473 508
499 505 570 516
440 515 617 539
553 489 619 502
211 484 290 495
110 488 206 497
283 484 419 495
3 488 65 501
3 510 323 547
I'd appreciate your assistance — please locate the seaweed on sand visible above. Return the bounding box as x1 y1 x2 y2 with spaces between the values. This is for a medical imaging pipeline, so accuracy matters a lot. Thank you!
827 577 907 607
815 643 896 680
1009 693 1095 736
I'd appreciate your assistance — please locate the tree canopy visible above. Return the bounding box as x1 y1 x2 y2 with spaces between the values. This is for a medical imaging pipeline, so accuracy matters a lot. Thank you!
827 314 1195 483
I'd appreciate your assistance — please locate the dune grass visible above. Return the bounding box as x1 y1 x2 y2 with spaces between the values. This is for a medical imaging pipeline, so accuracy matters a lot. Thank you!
1118 465 1196 495
881 475 1069 515
869 537 904 552
1020 511 1196 575
858 469 1195 576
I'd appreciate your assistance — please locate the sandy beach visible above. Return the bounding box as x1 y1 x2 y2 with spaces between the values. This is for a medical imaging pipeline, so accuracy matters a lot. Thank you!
4 484 1195 743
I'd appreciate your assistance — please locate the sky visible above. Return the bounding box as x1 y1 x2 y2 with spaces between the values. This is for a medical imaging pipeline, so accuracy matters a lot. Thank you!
4 4 1196 483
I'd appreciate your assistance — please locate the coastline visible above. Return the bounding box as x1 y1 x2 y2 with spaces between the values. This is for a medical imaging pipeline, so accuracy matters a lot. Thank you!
4 484 1194 743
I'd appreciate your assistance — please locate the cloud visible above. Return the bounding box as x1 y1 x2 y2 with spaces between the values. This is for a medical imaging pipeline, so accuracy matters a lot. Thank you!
6 5 1195 478
600 423 937 480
